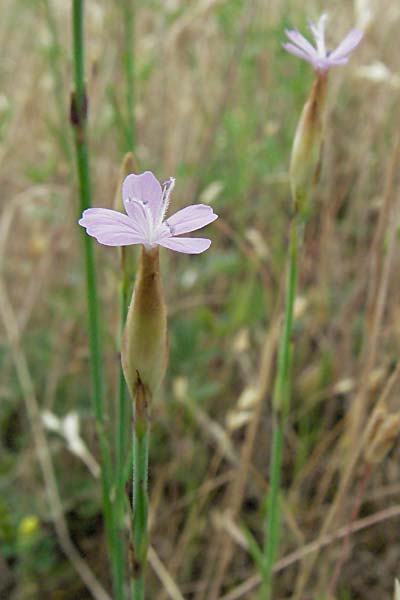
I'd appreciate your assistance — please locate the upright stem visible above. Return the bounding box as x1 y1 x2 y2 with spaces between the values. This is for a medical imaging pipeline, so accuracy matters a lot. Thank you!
113 275 132 594
41 0 73 165
113 154 138 597
261 218 299 598
70 1 119 596
116 282 130 483
122 0 135 152
131 382 150 600
122 244 165 599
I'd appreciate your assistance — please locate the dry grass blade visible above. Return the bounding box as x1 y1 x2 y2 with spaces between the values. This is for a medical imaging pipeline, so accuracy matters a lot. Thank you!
149 546 186 600
208 317 281 599
293 115 400 599
220 505 400 600
346 114 400 441
0 278 110 600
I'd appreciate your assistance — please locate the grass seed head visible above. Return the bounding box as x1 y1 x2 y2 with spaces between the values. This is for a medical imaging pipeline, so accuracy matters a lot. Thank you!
364 407 400 465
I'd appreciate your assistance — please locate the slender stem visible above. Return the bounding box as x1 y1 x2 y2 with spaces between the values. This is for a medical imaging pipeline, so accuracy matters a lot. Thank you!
70 2 120 597
114 2 137 568
261 218 299 598
41 0 73 165
113 277 132 595
72 1 85 105
131 384 150 600
122 0 135 152
116 280 130 497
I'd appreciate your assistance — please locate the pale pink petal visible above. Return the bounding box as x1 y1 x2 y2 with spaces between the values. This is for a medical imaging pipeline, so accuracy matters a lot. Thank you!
149 177 176 225
284 29 317 59
81 207 146 234
89 232 145 246
79 208 141 233
79 208 145 246
329 57 349 66
165 205 218 236
158 236 211 254
329 29 363 61
282 42 316 65
308 20 319 41
120 200 151 238
122 171 162 220
314 57 334 71
308 14 327 54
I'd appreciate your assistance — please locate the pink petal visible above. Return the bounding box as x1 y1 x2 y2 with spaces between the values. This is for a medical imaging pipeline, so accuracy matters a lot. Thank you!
282 42 317 66
329 29 363 61
119 200 151 238
79 208 144 246
157 177 176 223
314 56 334 71
328 57 349 67
165 204 218 236
308 14 327 50
81 207 145 234
284 29 317 59
122 171 162 221
158 236 212 254
89 232 144 246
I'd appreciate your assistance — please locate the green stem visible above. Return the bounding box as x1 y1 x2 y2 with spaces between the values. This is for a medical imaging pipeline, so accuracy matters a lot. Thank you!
131 386 150 600
261 218 299 598
41 0 73 165
113 277 132 594
122 0 135 152
116 287 129 464
70 2 121 597
116 276 132 499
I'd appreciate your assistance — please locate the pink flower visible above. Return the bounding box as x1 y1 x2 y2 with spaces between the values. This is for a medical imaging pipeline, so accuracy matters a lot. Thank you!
283 14 363 72
79 171 218 254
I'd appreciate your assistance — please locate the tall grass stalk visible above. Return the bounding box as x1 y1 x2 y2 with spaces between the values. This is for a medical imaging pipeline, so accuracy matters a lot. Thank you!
261 64 327 597
261 218 299 598
41 0 73 165
113 153 138 595
70 1 121 597
121 0 135 152
116 257 134 491
131 384 150 600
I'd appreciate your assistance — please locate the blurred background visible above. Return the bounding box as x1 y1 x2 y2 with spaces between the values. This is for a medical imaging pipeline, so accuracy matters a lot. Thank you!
1 0 400 598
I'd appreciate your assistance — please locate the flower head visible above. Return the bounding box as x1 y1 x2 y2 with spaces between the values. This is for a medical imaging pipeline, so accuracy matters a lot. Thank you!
79 171 218 254
283 14 363 72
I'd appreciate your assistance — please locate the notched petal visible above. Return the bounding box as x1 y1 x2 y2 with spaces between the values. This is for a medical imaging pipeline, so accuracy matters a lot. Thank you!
284 29 317 59
166 204 218 236
122 171 162 220
329 28 363 61
78 208 144 246
158 236 212 254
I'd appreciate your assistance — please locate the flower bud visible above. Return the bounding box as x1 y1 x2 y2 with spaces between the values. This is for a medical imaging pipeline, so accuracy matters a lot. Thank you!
394 579 400 600
114 152 139 284
121 247 168 401
113 152 139 212
364 406 400 466
289 72 328 218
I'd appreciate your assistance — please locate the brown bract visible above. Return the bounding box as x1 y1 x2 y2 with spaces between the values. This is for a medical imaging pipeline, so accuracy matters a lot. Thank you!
121 247 168 401
290 72 328 218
